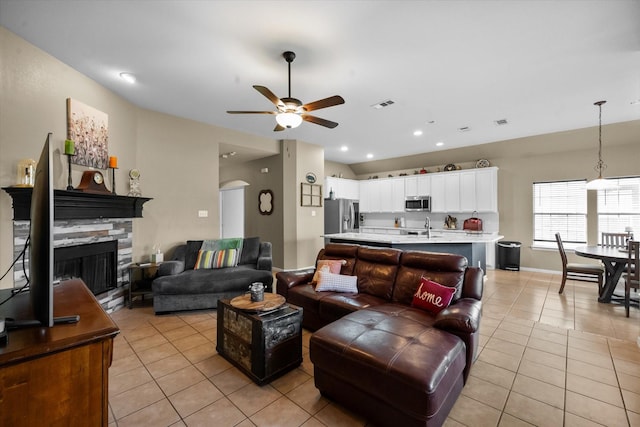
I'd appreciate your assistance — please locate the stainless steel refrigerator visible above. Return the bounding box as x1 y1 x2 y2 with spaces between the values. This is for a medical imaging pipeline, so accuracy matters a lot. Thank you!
324 198 359 234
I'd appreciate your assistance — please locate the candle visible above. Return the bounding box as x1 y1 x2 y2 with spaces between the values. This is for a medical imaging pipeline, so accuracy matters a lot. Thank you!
64 139 75 155
109 156 118 168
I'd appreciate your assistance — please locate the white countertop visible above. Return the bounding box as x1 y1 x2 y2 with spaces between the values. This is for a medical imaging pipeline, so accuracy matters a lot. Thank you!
324 231 503 244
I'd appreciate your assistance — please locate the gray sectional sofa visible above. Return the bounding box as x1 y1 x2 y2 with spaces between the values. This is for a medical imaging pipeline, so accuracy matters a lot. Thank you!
151 237 273 313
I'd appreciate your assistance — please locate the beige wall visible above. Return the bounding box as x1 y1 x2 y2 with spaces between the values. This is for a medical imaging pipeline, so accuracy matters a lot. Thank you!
0 26 278 288
346 120 640 272
324 160 356 180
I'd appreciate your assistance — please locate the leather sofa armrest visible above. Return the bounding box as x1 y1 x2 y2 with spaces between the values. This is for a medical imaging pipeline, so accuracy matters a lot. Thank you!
434 298 482 334
276 268 315 298
257 242 273 271
157 260 185 277
461 266 484 300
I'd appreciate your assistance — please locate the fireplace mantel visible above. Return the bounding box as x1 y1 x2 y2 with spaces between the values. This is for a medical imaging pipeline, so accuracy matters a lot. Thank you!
2 187 152 220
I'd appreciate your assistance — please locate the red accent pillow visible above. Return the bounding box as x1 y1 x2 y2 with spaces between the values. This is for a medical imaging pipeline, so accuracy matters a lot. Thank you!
311 259 346 284
411 277 456 314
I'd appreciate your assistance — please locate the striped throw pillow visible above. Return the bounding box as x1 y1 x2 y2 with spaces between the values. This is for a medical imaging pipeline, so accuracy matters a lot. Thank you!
194 249 238 269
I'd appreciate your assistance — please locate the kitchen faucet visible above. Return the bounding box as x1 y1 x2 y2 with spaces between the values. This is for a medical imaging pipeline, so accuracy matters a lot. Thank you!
424 217 431 238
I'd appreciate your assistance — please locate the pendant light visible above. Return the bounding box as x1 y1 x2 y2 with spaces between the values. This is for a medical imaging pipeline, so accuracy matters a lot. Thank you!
586 100 615 190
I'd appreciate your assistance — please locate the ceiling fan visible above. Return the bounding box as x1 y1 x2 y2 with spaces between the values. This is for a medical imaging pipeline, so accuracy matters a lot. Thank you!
227 51 345 131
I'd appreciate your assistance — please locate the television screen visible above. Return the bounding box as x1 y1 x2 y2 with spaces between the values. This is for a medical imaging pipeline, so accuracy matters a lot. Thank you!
28 132 54 327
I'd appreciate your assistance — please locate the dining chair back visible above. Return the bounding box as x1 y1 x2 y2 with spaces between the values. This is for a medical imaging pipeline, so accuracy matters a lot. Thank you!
623 240 639 317
555 233 604 295
601 232 628 248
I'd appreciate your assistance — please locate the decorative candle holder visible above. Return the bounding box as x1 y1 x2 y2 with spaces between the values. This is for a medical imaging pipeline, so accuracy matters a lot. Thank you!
65 153 75 190
110 167 117 195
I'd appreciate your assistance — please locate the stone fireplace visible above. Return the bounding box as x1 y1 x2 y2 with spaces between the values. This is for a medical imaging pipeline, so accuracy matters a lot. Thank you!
3 187 151 313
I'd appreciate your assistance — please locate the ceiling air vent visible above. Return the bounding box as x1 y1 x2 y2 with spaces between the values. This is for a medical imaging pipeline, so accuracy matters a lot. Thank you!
494 119 508 126
458 126 471 132
372 100 395 109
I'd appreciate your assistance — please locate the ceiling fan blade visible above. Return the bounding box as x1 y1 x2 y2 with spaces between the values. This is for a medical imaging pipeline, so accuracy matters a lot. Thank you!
302 95 345 112
253 85 283 107
274 124 286 132
302 115 339 129
226 111 276 114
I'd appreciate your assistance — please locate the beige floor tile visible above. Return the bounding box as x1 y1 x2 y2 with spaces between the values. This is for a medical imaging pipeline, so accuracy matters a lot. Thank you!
503 391 564 426
526 337 566 357
461 375 510 410
169 379 224 418
477 347 522 372
137 341 180 365
286 378 330 415
565 390 629 426
150 316 188 333
228 382 282 417
162 324 198 341
109 381 166 420
628 410 640 427
622 389 640 414
566 358 618 387
522 347 566 371
614 357 640 378
109 366 154 398
470 360 516 389
313 401 367 427
529 327 567 346
485 337 526 358
109 353 144 377
300 417 328 427
619 373 640 394
492 329 530 346
250 395 312 427
171 332 211 352
146 353 192 378
448 394 502 427
517 359 565 388
270 367 312 394
497 414 535 426
563 412 605 427
181 341 217 364
156 365 207 396
497 320 533 337
183 397 246 427
211 367 253 395
568 335 610 354
117 399 181 427
129 333 169 352
194 354 233 378
566 372 624 407
511 374 564 409
190 318 217 333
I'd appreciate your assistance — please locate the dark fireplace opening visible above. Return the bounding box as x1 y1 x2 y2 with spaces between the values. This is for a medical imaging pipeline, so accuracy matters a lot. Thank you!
54 241 118 295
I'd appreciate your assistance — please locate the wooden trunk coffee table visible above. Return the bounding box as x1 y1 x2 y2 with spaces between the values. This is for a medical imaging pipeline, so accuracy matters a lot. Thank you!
216 295 303 385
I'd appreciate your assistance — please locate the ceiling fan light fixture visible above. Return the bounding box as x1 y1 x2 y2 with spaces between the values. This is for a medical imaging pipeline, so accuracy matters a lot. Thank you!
276 112 302 129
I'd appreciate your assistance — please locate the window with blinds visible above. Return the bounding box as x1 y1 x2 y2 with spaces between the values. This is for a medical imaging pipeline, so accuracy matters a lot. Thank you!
533 180 587 247
597 176 640 243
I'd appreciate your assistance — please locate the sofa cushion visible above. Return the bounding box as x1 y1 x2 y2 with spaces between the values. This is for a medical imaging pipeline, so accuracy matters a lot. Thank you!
411 277 456 314
312 259 346 284
318 293 387 322
185 240 204 270
317 243 359 275
239 237 260 265
316 271 358 293
392 251 467 305
353 247 401 300
194 249 239 269
153 265 272 295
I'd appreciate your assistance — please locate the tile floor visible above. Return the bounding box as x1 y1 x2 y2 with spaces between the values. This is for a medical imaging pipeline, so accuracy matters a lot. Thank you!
108 269 640 426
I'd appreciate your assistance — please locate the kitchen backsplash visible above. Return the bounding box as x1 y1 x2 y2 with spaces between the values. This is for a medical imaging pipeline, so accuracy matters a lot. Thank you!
360 211 500 233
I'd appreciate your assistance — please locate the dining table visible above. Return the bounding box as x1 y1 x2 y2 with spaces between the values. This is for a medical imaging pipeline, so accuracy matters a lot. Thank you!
574 245 630 303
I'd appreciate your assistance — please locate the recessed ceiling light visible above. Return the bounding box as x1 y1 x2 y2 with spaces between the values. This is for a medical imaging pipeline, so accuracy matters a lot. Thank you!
436 141 444 147
413 130 423 136
119 72 136 84
340 145 349 152
366 153 374 159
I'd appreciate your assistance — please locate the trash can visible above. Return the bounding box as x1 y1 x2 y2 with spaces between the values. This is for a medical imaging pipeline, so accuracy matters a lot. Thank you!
497 241 521 271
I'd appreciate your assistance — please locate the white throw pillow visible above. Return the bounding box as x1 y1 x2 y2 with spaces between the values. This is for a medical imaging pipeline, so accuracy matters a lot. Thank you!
315 271 358 293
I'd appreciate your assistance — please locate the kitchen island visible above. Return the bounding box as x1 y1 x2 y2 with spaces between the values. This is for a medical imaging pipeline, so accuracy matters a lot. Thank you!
324 231 503 272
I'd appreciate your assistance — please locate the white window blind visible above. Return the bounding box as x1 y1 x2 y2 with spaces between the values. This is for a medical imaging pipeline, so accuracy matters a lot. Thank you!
533 180 587 246
597 177 640 243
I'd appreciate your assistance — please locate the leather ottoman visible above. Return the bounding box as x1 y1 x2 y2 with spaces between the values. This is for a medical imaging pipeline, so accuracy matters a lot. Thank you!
310 305 466 427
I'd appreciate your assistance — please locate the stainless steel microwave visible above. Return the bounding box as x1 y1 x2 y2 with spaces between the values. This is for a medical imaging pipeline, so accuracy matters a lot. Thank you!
405 196 431 212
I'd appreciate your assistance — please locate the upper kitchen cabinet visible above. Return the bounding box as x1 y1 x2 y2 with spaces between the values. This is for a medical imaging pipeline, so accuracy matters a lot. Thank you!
360 177 405 213
431 167 498 213
430 173 460 212
325 177 360 200
405 175 431 197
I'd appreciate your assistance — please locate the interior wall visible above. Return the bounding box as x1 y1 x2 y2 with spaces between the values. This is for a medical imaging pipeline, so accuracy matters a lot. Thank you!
220 154 285 268
324 160 356 179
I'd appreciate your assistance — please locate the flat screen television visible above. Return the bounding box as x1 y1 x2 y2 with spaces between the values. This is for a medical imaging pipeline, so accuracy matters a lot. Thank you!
4 133 78 329
28 132 55 327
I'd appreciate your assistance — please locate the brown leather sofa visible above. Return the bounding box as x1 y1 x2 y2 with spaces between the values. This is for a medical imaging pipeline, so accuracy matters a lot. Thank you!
276 243 483 427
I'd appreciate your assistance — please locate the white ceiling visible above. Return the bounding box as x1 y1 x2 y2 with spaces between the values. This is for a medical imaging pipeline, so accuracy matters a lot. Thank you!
1 0 639 165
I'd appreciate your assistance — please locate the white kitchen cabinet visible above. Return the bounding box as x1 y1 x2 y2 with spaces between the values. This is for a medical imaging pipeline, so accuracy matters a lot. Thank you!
430 173 460 212
359 180 381 212
459 171 477 212
474 168 498 212
360 177 404 213
390 178 406 212
431 168 497 213
325 177 360 200
405 175 431 197
405 176 418 197
417 175 431 196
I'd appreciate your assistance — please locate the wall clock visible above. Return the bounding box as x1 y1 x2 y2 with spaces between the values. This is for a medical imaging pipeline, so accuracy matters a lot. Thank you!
258 190 273 215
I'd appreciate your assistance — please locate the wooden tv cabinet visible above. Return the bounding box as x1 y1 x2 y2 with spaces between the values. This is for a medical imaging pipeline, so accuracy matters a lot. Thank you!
0 279 119 426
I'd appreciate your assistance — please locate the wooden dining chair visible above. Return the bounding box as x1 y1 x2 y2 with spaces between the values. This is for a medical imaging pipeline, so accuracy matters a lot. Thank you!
555 233 605 295
601 232 628 248
623 240 639 317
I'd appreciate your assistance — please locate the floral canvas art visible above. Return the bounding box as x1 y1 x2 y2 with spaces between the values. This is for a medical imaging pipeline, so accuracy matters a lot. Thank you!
66 98 109 169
